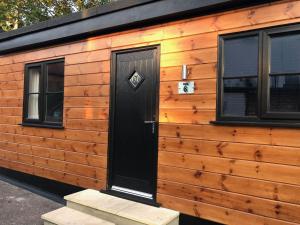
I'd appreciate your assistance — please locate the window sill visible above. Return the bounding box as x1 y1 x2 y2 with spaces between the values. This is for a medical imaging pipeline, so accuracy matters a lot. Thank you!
19 123 64 129
210 120 300 129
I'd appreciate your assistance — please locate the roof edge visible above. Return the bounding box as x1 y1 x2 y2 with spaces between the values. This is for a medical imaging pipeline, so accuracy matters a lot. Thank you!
0 0 155 42
0 0 274 55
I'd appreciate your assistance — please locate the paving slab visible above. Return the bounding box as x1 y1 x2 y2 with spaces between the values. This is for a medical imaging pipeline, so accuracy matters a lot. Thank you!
42 207 115 225
65 189 179 225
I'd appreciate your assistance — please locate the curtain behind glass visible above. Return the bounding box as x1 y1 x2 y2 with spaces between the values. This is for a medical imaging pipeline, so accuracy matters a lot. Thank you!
27 68 40 119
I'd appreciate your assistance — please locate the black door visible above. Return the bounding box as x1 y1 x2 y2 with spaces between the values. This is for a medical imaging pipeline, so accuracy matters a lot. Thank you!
108 45 160 202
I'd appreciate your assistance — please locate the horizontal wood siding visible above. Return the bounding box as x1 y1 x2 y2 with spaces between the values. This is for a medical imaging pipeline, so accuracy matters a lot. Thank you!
0 0 300 224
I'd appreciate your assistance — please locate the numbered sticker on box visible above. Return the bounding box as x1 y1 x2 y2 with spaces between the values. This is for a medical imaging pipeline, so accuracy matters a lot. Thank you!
178 81 195 94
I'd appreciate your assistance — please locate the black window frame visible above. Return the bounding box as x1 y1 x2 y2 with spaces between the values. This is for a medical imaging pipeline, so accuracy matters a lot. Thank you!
216 23 300 127
22 58 65 129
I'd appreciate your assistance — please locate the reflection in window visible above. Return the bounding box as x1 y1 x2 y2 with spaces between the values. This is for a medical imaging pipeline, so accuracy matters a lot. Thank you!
223 78 257 116
46 93 64 122
222 35 259 117
46 62 64 123
224 36 258 77
271 34 300 74
269 32 300 115
270 75 300 112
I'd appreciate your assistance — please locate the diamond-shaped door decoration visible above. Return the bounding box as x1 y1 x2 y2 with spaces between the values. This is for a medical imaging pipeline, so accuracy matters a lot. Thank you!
128 71 145 90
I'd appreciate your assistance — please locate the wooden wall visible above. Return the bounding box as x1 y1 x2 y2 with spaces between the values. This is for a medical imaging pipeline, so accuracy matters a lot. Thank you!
0 0 300 224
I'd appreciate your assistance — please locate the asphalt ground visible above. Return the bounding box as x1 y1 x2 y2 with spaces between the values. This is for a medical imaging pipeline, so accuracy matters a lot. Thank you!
0 180 62 225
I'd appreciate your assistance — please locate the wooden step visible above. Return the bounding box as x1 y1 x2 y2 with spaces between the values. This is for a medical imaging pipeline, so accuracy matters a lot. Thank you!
65 189 179 225
42 207 115 225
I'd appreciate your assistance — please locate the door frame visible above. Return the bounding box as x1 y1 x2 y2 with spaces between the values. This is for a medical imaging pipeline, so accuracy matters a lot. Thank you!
105 45 160 205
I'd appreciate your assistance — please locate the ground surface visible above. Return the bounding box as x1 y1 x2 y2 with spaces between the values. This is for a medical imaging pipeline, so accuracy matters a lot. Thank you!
0 180 62 225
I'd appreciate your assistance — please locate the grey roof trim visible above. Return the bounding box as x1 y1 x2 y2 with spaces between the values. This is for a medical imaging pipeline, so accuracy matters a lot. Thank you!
0 0 272 54
0 0 155 42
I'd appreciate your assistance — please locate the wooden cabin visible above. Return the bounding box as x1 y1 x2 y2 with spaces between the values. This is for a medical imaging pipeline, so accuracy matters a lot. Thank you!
0 0 300 224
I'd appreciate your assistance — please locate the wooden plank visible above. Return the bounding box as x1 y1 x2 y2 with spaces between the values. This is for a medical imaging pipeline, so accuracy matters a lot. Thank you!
12 36 111 64
0 98 22 107
0 81 23 90
65 49 110 65
161 1 300 39
0 158 104 189
158 180 300 223
151 123 300 148
31 146 65 161
0 90 23 98
64 85 109 97
65 108 109 120
160 94 216 110
0 72 23 82
0 158 34 175
33 165 105 189
160 124 272 145
64 97 109 108
0 135 107 156
64 73 110 86
64 151 107 168
271 128 300 148
159 137 300 167
212 1 300 32
160 32 217 54
0 107 22 116
160 79 216 96
159 109 215 124
0 125 108 144
160 63 216 81
158 194 298 225
162 16 217 40
160 48 217 67
111 26 164 48
0 55 13 66
159 151 300 185
0 63 23 74
0 148 106 179
66 119 108 131
65 61 110 75
0 116 21 125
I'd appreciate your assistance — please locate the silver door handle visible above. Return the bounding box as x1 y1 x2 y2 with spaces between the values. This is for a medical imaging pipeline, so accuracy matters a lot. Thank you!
144 121 155 124
144 121 156 134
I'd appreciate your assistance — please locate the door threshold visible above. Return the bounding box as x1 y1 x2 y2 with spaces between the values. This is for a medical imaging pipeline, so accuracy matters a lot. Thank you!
111 185 153 200
101 189 160 207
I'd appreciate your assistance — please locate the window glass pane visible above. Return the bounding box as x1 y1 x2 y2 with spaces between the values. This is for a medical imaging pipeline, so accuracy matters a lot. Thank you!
28 67 40 93
223 78 257 116
47 62 64 92
269 75 300 112
271 33 300 74
45 93 63 122
27 94 39 119
224 36 258 77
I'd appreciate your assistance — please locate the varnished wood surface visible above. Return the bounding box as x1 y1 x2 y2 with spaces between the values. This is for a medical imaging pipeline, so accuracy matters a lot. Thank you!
0 0 300 224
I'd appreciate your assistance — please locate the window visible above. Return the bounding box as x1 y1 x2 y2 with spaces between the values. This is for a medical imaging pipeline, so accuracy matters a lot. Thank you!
222 35 259 117
23 59 64 127
217 24 300 125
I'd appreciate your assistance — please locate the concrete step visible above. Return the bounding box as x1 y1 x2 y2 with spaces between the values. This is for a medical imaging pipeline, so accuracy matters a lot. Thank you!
65 189 179 225
42 207 115 225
